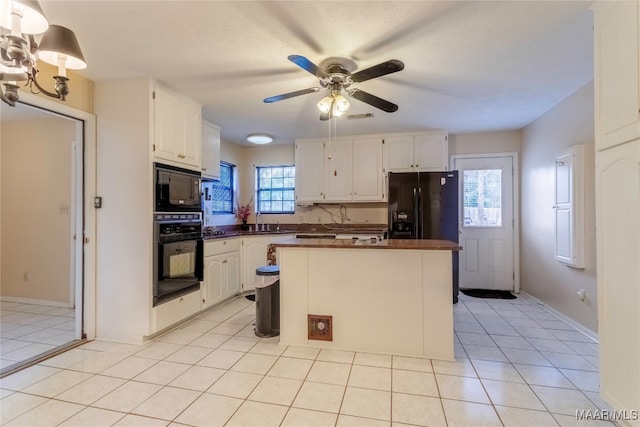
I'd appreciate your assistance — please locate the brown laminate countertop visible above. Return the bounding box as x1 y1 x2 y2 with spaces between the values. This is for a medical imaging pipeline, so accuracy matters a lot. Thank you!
271 238 462 251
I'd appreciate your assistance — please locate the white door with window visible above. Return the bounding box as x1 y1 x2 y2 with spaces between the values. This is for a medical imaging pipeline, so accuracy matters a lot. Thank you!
453 155 517 291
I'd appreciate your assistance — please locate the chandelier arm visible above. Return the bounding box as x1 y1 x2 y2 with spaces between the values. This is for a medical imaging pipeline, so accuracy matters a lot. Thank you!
1 90 16 106
1 82 20 106
28 35 38 55
28 67 68 100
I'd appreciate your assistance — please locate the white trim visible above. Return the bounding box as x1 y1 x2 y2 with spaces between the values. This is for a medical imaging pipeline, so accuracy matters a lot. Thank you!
450 152 520 293
0 296 73 308
15 91 97 341
519 291 598 343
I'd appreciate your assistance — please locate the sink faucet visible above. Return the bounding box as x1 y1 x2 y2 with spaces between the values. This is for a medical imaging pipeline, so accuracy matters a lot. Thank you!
256 212 264 231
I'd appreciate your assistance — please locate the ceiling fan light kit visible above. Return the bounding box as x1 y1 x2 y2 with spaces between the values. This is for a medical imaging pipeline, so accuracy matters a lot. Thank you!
264 54 404 120
0 0 86 106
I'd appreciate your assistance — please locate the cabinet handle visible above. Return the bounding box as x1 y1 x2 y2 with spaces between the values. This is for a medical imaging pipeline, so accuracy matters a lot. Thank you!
415 164 419 167
411 164 414 168
179 297 184 302
202 167 207 171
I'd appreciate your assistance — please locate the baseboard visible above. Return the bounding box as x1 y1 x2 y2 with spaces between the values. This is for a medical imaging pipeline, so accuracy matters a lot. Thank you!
0 296 74 308
519 291 598 343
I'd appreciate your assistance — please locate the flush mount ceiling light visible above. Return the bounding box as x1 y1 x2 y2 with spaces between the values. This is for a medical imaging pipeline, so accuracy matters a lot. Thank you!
0 0 87 106
246 134 273 145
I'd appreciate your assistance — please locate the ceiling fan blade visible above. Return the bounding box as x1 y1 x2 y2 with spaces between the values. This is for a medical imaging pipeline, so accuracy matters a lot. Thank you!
288 55 328 79
263 87 320 103
350 59 405 83
349 89 398 113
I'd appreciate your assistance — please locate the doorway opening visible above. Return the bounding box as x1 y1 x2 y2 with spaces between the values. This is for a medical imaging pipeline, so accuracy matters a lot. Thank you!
0 101 86 377
452 153 520 293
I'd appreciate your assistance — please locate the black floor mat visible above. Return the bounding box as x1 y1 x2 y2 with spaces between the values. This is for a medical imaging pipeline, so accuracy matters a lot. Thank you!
245 294 255 301
461 289 516 299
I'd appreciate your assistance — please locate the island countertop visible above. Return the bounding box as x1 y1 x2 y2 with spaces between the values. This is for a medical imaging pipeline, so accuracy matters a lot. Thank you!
271 238 462 251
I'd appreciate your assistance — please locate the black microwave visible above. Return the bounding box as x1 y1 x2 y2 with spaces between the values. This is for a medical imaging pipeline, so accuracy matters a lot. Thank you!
155 163 202 212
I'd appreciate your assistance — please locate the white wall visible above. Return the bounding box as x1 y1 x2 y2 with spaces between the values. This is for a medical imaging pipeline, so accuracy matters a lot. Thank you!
449 131 521 155
1 118 75 304
520 81 597 333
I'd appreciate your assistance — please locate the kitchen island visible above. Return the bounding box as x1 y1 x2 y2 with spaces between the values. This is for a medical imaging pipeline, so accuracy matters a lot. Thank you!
271 238 462 361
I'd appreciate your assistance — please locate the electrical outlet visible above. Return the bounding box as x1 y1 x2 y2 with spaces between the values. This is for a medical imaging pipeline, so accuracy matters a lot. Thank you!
23 272 29 282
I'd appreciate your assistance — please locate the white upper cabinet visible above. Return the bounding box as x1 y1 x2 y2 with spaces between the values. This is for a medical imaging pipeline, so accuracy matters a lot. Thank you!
352 138 384 201
385 135 414 172
295 137 385 204
295 141 325 203
153 84 202 171
153 87 181 161
202 120 221 180
385 132 449 172
594 1 640 150
324 140 353 201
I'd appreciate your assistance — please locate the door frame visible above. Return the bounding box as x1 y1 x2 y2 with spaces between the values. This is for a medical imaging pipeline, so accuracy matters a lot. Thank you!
450 152 520 293
18 91 97 340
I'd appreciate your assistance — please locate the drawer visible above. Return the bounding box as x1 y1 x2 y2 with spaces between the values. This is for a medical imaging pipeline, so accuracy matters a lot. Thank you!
151 289 201 333
205 238 241 256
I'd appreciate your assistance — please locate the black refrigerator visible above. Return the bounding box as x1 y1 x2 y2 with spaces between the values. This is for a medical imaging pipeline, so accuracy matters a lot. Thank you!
387 171 459 303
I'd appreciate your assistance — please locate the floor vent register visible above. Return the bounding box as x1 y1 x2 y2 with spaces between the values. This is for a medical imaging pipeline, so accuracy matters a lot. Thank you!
308 314 333 341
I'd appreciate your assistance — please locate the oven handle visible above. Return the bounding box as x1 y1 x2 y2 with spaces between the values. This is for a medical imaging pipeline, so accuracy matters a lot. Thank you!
195 238 204 281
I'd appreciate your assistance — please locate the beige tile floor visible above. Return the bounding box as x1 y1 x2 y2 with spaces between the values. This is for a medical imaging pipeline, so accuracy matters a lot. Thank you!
0 293 614 426
0 302 76 373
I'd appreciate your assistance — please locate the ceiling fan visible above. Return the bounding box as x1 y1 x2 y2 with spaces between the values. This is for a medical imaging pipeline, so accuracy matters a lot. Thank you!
263 55 404 120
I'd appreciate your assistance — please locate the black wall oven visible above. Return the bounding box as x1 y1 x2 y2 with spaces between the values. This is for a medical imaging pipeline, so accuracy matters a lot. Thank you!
155 163 202 212
153 213 203 306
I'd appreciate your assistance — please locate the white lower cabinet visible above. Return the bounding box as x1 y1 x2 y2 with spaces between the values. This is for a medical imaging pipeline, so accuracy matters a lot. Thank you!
151 290 201 333
202 239 241 309
241 235 293 292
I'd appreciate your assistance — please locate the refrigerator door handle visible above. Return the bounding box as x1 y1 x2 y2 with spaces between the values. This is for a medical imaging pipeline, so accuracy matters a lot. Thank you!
418 187 423 239
413 187 420 239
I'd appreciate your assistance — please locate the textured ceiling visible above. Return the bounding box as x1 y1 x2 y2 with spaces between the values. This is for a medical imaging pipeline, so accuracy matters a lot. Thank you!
12 1 594 145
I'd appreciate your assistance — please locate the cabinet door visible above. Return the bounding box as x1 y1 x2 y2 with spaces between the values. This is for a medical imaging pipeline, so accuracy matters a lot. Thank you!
202 121 221 179
295 141 325 203
554 146 584 268
241 238 270 292
324 140 353 201
596 139 640 417
180 99 202 168
202 255 224 308
353 138 384 201
594 1 640 150
385 136 415 172
153 87 181 161
413 134 448 171
224 251 241 298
